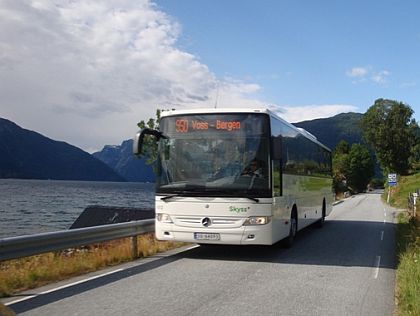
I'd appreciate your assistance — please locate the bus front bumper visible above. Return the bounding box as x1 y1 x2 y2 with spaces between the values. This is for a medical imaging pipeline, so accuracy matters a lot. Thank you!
155 222 273 245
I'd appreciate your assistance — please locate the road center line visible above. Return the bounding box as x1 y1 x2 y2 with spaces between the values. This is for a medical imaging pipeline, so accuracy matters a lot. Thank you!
380 230 384 241
373 255 381 279
6 268 124 306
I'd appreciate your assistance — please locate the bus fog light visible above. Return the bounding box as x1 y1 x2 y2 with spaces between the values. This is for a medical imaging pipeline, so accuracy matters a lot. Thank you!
157 213 173 223
243 216 271 226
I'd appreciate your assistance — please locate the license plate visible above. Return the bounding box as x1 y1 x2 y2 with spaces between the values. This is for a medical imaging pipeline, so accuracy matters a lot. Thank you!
194 232 220 241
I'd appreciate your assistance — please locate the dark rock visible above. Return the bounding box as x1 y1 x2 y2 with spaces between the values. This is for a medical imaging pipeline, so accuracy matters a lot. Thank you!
70 205 155 229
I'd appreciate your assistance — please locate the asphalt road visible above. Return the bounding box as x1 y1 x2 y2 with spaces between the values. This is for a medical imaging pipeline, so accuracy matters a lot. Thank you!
4 192 397 316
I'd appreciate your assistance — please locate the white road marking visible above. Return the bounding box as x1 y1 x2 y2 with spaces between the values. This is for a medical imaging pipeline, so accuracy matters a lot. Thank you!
380 231 384 241
6 244 200 306
6 268 124 306
373 256 381 279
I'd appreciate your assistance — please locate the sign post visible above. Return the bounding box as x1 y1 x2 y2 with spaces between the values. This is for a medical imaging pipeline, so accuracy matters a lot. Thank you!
387 173 397 203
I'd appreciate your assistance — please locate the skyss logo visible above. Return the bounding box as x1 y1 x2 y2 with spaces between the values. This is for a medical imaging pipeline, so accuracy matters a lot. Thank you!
229 206 249 213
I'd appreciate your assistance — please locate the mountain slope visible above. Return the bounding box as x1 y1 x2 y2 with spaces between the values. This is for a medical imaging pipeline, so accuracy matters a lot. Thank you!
93 140 155 182
293 112 364 149
0 118 124 181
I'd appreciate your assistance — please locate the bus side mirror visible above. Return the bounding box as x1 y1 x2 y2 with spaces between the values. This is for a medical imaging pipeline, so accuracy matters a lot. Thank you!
133 128 167 157
272 136 282 160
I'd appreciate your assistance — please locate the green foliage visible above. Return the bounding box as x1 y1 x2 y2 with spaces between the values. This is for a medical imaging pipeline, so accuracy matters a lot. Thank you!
361 99 419 175
409 141 420 172
335 140 350 155
369 177 385 189
332 141 350 192
137 109 161 167
332 140 375 193
346 144 375 193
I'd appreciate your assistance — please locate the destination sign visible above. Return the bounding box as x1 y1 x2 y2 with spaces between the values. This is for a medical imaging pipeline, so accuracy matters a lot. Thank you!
175 119 241 133
160 114 268 136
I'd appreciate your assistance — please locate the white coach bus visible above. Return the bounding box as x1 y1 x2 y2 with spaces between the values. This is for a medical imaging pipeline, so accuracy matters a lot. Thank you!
134 108 333 246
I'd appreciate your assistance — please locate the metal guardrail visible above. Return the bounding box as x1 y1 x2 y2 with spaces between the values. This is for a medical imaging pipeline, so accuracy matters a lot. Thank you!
0 219 155 262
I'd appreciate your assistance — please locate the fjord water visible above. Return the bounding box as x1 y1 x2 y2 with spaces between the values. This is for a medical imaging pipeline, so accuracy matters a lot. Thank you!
0 179 155 238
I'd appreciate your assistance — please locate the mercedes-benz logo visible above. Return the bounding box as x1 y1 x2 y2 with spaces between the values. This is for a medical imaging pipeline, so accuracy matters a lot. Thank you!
202 217 211 227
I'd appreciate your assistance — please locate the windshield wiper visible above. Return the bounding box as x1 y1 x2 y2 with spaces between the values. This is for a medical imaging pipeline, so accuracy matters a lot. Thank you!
158 190 260 203
160 194 180 201
159 189 204 201
203 189 260 202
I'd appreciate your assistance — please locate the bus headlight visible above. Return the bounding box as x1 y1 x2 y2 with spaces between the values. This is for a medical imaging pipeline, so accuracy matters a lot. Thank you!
156 213 173 223
243 216 271 226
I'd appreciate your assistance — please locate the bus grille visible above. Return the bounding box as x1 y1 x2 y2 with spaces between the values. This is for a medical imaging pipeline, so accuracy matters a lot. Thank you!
173 216 243 228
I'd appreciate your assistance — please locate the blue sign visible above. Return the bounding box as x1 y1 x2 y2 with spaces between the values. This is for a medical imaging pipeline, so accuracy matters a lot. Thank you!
388 173 397 186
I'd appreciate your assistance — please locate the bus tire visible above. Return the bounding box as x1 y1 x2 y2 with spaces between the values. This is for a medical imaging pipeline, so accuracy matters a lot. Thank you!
284 208 297 248
316 199 326 228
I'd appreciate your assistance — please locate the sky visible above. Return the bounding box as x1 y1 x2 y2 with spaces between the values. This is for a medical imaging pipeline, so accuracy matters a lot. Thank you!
1 0 419 153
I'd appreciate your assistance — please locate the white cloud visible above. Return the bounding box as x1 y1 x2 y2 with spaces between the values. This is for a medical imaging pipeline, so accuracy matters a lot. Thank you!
0 1 359 152
0 0 263 152
346 66 390 85
269 104 359 123
371 70 390 84
346 67 368 78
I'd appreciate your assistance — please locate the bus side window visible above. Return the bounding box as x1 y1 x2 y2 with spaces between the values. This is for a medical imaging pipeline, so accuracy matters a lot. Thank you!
273 160 282 196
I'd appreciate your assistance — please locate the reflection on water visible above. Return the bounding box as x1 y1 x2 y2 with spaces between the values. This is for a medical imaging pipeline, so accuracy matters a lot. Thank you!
0 179 155 238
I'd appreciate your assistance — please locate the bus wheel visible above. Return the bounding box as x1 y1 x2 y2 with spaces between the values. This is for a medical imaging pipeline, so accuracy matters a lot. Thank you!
284 209 297 248
316 199 326 228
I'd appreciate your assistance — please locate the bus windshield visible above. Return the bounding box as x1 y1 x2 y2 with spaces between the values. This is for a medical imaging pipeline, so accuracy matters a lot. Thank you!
156 113 270 197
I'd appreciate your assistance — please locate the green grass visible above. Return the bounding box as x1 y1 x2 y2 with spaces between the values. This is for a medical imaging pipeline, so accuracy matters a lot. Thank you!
385 173 420 209
387 173 420 315
395 212 419 315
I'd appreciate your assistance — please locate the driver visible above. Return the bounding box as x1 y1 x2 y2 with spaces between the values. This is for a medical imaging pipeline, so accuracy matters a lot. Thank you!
241 159 263 177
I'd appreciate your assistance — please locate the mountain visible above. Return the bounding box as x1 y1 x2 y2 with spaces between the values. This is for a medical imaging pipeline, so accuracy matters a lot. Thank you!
294 112 383 177
93 140 155 182
0 118 124 181
293 112 364 150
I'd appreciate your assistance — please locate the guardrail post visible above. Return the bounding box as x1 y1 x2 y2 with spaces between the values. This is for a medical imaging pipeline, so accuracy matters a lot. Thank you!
131 236 138 259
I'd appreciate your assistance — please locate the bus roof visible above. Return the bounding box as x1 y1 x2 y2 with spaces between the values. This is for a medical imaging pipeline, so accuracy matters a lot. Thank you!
160 108 331 152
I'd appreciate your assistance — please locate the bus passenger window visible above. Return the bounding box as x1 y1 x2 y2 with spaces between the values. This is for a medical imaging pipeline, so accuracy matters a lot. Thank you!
273 160 282 196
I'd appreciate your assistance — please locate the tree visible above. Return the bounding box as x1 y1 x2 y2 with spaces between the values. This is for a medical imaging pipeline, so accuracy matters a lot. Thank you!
346 144 375 193
332 140 375 193
409 126 420 171
137 109 161 167
332 140 350 192
361 99 419 175
334 140 351 156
